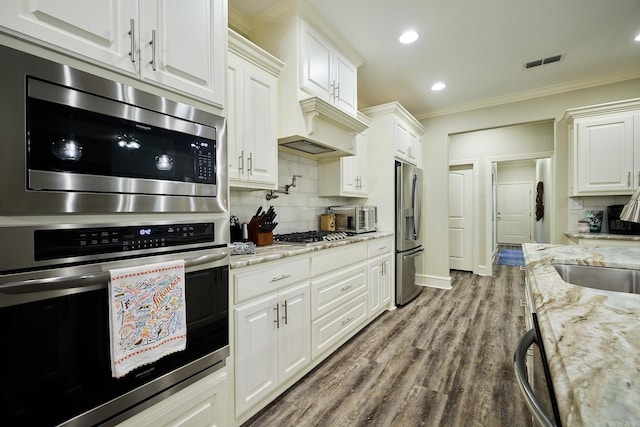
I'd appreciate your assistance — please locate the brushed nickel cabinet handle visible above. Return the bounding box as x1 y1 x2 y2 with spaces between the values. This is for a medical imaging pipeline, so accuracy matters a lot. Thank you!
270 274 291 282
341 285 353 291
238 150 244 174
628 171 632 188
341 316 353 326
274 304 280 329
282 300 288 325
248 152 253 175
149 29 157 71
128 19 135 63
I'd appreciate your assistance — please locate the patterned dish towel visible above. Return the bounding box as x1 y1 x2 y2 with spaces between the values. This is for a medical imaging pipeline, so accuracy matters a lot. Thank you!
109 259 187 378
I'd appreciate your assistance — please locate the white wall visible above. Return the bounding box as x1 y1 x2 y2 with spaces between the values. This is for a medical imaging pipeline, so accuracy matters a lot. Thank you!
229 152 361 234
422 77 640 285
448 121 554 274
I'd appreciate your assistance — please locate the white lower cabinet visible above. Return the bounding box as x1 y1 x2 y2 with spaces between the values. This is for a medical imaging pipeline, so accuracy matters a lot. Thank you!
234 282 310 417
117 367 230 427
368 253 392 317
367 237 393 317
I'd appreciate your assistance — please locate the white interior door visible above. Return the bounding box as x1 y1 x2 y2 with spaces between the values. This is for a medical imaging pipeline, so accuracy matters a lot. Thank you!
449 168 473 271
497 182 532 244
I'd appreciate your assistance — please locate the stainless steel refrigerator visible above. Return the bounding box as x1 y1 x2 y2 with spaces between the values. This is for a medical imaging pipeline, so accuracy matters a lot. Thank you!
395 160 424 305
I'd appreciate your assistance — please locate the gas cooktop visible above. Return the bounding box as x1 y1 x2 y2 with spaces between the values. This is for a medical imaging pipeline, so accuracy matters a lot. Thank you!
274 231 351 245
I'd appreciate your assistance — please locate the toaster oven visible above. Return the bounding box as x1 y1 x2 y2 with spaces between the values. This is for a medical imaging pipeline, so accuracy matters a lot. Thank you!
328 205 377 234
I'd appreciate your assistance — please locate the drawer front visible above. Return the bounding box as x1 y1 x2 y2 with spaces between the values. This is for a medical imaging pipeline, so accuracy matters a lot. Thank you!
367 237 393 258
311 243 367 277
311 262 366 319
311 293 367 359
234 258 310 304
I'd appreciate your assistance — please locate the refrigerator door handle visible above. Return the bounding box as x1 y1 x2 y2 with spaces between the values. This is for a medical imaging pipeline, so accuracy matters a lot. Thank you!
412 172 422 240
402 248 424 260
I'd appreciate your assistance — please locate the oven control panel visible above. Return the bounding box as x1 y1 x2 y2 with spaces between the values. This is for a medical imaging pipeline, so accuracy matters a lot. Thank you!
34 222 214 261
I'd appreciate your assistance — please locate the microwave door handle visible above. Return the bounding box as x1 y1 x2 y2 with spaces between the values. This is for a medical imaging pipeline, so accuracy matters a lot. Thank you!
0 251 228 295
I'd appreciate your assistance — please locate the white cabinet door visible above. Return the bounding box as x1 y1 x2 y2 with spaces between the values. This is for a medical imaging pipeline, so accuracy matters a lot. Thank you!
301 22 332 102
333 51 357 115
117 368 230 427
576 115 634 193
235 295 279 416
368 259 382 315
140 0 224 104
226 54 244 181
226 39 279 190
277 284 311 384
243 64 278 185
318 131 368 197
300 20 357 116
0 0 137 74
394 118 410 161
368 254 392 317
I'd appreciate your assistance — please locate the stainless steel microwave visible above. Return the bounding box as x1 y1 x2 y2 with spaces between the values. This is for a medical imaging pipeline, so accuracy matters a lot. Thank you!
0 45 227 214
328 205 377 233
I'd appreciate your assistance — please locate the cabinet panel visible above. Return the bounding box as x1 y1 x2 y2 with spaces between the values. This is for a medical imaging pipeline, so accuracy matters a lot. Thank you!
226 54 244 181
576 115 634 193
300 22 332 101
311 293 367 359
278 284 311 384
311 243 367 276
234 296 279 415
311 263 367 319
140 0 223 104
234 257 309 304
117 368 230 427
333 51 357 114
0 0 137 74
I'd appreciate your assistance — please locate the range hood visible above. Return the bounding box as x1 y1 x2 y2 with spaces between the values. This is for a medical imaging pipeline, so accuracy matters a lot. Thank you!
278 97 369 159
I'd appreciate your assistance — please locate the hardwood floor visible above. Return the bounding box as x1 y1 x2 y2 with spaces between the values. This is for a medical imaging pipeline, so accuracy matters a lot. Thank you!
244 250 531 427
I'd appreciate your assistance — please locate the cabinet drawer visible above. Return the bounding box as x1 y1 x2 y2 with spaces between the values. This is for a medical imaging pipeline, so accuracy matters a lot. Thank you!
311 243 367 277
234 258 309 304
311 262 366 319
367 237 393 258
311 293 367 359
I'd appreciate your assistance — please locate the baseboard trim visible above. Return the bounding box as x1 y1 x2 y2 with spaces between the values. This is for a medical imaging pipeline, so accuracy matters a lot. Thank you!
418 273 452 290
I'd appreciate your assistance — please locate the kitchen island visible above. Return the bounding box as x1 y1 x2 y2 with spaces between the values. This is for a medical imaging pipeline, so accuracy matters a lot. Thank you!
523 243 640 426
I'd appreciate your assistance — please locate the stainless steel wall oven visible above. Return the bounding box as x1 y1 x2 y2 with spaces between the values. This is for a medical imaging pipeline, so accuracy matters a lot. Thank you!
0 44 227 215
0 217 229 426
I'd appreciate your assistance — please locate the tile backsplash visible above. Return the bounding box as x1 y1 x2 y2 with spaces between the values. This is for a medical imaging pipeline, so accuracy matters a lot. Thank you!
229 152 362 235
567 195 634 233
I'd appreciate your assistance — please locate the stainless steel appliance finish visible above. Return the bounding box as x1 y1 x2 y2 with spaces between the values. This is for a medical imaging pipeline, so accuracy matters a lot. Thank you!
0 44 227 214
274 230 350 245
0 217 230 426
395 161 424 305
328 205 377 234
514 316 562 427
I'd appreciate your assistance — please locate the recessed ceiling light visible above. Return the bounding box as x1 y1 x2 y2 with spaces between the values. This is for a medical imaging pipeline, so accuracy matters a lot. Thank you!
635 32 640 42
431 82 446 91
399 30 419 44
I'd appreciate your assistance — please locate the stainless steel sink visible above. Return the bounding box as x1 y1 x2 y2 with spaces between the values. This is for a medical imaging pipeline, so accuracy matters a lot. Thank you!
553 263 640 294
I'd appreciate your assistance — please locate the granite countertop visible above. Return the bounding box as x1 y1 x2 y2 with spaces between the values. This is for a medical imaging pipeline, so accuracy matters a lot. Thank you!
565 232 640 242
523 243 640 426
229 232 393 269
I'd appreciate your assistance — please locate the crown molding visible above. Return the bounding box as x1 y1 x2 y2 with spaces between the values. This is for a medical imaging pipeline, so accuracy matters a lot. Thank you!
415 67 640 121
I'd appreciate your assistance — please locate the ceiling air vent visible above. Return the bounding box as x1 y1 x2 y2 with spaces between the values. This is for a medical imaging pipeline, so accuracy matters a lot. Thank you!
524 54 563 69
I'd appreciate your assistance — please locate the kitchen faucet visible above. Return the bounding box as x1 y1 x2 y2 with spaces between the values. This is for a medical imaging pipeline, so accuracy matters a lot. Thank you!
266 174 302 200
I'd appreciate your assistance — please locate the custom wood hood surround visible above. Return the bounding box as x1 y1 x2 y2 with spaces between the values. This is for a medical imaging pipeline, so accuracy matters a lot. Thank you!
248 0 369 159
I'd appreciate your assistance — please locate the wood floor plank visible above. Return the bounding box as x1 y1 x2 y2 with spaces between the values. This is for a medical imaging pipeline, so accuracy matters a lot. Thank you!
244 253 531 427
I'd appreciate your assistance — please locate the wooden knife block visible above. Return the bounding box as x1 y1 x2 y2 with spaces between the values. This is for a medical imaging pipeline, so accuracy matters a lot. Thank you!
248 219 273 246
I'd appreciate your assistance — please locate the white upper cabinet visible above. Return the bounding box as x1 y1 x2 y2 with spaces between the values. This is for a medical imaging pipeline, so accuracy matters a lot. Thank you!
567 99 640 196
300 21 357 116
139 0 225 104
0 0 226 106
226 30 283 190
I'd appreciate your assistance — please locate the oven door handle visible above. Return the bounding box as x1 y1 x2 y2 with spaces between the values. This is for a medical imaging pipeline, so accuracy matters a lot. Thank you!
0 251 228 295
